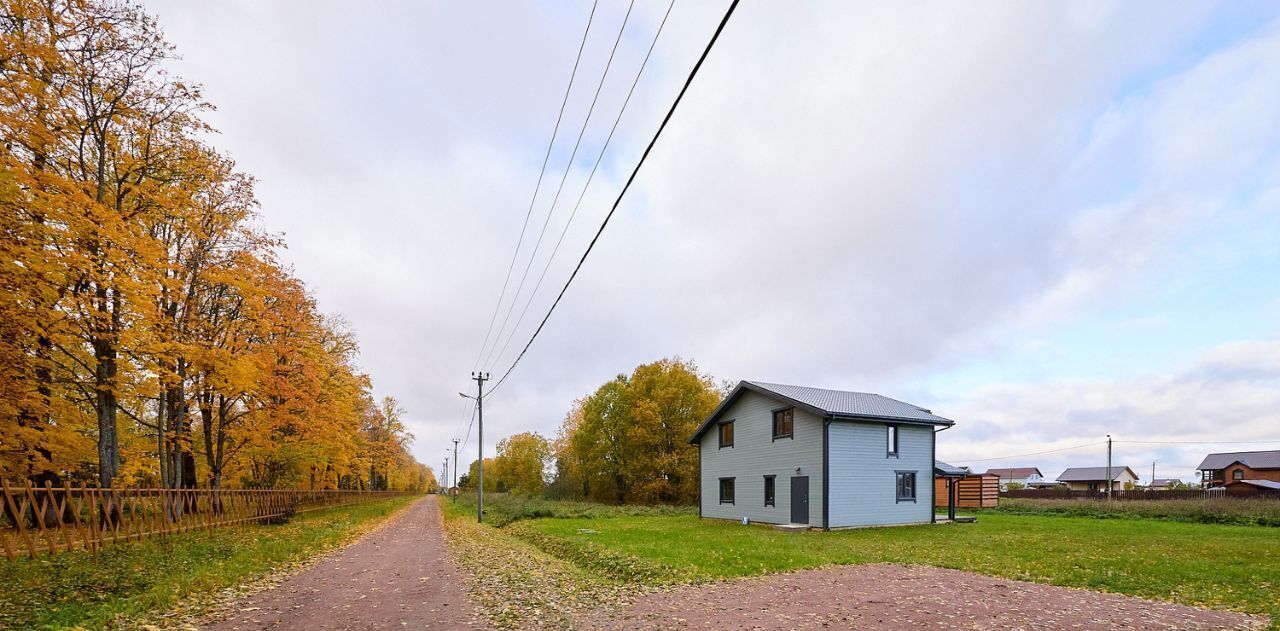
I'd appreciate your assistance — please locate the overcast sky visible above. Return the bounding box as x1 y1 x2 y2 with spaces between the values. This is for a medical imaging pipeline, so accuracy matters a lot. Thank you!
144 1 1280 484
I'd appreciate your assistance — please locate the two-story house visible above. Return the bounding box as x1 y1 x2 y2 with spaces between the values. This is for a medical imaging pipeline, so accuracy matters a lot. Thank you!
689 381 955 529
1197 450 1280 488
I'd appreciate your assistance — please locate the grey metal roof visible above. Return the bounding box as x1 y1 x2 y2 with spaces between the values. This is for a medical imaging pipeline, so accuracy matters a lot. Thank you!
985 467 1043 479
1196 450 1280 471
689 380 955 444
935 460 969 477
744 381 956 425
1232 479 1280 490
1056 466 1137 482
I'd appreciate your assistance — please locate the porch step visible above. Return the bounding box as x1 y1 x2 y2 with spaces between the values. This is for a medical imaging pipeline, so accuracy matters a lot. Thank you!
773 523 810 532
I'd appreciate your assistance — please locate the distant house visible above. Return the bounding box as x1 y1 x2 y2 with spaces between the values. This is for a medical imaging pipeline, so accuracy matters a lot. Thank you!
690 381 955 529
984 467 1044 490
1196 450 1280 488
1056 466 1139 492
1147 478 1181 491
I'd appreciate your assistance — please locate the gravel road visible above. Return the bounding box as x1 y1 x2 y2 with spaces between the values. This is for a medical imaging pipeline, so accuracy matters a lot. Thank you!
580 563 1267 630
201 496 484 630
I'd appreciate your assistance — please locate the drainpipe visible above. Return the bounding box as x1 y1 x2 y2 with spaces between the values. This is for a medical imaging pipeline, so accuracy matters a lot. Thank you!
822 415 831 531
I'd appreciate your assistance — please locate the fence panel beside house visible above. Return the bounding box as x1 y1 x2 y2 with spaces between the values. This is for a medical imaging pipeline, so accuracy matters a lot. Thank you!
0 481 413 561
936 474 999 508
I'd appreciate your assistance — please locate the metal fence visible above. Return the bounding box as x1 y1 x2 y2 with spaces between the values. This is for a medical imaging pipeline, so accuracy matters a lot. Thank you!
1002 488 1229 501
0 480 414 561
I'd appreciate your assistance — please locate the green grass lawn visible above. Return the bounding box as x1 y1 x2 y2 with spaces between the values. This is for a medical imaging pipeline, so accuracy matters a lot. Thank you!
522 512 1279 626
444 491 695 526
0 494 418 630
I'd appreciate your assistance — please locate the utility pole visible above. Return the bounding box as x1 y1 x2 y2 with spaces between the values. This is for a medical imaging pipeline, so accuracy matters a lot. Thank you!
1152 460 1156 489
460 372 489 523
1106 434 1113 501
452 438 460 501
442 456 448 495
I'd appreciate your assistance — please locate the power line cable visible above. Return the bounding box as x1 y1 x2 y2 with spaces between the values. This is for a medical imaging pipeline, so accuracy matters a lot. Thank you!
459 397 478 454
489 0 675 370
471 0 599 374
488 0 741 396
482 0 637 372
1111 440 1280 445
953 441 1105 464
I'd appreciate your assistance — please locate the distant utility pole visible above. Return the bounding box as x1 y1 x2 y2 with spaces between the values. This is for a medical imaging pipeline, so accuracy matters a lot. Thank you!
1152 460 1156 488
460 372 490 523
442 456 449 495
1106 435 1113 501
452 438 460 501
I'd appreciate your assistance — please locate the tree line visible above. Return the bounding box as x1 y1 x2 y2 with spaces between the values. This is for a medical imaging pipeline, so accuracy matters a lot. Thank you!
459 358 722 505
0 0 431 492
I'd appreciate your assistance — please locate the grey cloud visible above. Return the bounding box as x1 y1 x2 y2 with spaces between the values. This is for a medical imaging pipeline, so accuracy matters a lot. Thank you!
142 0 1280 465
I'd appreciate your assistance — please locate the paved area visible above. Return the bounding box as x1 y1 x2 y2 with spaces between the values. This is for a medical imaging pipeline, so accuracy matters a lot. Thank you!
581 563 1267 630
203 496 483 630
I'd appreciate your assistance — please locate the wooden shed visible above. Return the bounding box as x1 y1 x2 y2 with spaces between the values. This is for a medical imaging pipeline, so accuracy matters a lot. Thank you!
934 472 999 508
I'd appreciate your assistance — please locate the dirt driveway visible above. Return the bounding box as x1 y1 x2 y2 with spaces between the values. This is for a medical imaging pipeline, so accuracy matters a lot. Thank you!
202 496 483 630
581 563 1266 630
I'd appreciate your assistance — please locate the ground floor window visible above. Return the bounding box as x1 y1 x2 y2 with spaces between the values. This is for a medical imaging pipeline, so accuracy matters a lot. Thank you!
719 477 735 504
764 475 776 506
895 471 916 502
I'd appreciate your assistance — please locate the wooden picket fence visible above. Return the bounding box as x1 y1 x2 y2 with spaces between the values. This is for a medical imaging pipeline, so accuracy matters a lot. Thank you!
0 480 414 561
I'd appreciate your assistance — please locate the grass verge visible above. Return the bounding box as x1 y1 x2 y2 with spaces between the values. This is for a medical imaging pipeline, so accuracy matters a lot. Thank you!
526 512 1279 628
440 497 654 630
447 492 695 527
991 497 1280 526
0 494 418 629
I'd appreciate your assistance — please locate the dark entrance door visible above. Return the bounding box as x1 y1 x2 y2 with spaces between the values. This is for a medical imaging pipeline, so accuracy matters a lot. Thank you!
790 476 809 524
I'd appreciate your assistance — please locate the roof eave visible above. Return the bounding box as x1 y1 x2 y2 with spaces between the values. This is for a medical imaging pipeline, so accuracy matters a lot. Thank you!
829 412 955 427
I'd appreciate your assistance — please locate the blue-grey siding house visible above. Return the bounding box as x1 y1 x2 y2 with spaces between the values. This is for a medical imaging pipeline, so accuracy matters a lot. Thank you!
689 381 956 529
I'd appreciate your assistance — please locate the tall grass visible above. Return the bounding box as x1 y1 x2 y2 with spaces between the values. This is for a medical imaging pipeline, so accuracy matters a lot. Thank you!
993 497 1280 526
445 492 695 527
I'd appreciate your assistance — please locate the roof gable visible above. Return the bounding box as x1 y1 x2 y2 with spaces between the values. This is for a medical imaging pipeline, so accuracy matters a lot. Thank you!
689 380 955 444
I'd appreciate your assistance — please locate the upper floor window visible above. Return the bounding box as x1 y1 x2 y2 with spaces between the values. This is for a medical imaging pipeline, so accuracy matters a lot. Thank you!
718 420 735 448
1233 469 1244 480
772 408 793 440
886 425 898 457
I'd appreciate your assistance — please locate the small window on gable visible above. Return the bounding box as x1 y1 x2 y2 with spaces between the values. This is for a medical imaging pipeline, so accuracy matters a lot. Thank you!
772 408 793 440
896 471 916 502
764 475 776 506
887 425 898 457
719 477 735 504
718 421 734 448
1233 469 1244 480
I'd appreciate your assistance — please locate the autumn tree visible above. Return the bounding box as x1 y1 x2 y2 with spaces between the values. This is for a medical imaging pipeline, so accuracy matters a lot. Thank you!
493 432 550 496
461 458 497 492
0 0 427 491
556 358 721 505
